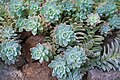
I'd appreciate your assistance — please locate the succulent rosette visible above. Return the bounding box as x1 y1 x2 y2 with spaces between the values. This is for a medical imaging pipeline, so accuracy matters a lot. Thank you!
41 1 62 23
25 16 43 35
48 55 70 79
55 23 76 47
0 41 21 65
64 46 87 69
87 13 101 26
30 43 52 63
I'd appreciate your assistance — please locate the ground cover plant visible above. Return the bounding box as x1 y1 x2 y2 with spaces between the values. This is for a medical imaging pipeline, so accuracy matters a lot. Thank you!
0 0 120 80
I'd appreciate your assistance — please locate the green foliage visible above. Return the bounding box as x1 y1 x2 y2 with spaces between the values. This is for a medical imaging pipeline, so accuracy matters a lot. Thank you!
41 1 62 23
93 0 106 3
9 0 24 17
86 13 101 26
48 55 70 80
55 24 76 47
75 11 87 22
16 18 25 32
75 0 94 10
74 23 104 54
29 1 41 16
0 27 17 41
25 16 43 35
100 23 111 35
109 16 120 29
97 1 118 17
64 46 87 69
49 46 86 80
95 37 120 71
0 0 120 80
62 1 75 12
66 68 83 80
75 0 94 21
0 26 21 65
0 41 21 65
0 1 7 17
30 43 52 63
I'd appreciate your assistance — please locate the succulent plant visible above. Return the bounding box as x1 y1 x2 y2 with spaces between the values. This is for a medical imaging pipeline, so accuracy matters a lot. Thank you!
87 13 101 26
94 37 120 71
0 27 17 41
0 0 120 80
79 0 94 11
29 1 41 16
66 68 83 80
109 16 120 29
41 1 62 23
16 18 26 32
64 46 87 69
100 22 111 35
97 1 118 17
75 0 94 21
62 1 75 12
48 55 70 80
30 43 52 63
0 41 21 65
55 24 76 47
0 1 7 17
25 16 43 35
9 0 24 17
75 11 88 22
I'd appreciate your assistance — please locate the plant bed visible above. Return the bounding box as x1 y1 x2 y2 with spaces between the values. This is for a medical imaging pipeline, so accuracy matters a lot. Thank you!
0 0 120 80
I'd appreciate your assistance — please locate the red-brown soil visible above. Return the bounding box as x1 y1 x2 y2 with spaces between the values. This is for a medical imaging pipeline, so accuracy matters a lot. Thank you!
22 35 44 63
22 62 57 80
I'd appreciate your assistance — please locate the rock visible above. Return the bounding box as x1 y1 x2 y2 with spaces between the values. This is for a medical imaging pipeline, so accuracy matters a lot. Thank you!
15 55 27 68
87 69 120 80
22 62 57 80
0 65 24 80
22 35 44 63
20 31 32 40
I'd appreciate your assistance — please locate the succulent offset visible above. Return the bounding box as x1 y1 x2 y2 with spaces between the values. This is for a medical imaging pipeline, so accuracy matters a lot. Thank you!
16 18 25 32
109 16 120 29
66 68 83 80
0 27 17 41
62 1 74 12
55 24 76 47
97 1 118 17
0 41 21 65
48 55 70 80
30 43 52 63
25 16 43 35
75 0 94 21
41 1 62 23
87 13 101 26
64 46 87 69
29 1 41 16
100 23 111 35
9 0 23 17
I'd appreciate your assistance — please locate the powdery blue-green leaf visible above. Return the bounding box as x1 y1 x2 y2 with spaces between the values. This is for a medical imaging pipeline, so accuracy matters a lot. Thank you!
55 23 76 47
30 43 52 63
0 27 17 41
97 1 118 17
0 41 21 65
41 1 62 23
109 16 120 29
25 16 43 35
87 13 101 26
48 55 70 80
9 0 24 17
66 68 83 80
64 46 87 69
